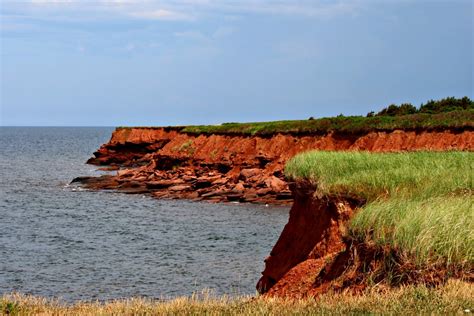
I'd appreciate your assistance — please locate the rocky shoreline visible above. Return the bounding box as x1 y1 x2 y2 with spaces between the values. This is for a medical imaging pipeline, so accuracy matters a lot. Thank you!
73 127 473 204
73 165 292 205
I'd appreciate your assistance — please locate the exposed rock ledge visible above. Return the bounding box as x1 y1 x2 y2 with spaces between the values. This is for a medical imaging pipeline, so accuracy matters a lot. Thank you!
73 128 474 204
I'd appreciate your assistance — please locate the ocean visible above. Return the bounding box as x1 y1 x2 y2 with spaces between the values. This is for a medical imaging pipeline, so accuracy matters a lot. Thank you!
0 127 288 302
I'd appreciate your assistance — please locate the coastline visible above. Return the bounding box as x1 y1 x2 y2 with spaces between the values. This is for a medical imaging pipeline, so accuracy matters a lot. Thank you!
74 127 473 204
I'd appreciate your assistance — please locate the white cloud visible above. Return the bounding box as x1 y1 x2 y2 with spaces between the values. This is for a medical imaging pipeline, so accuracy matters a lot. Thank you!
130 9 193 21
2 1 363 23
30 0 74 4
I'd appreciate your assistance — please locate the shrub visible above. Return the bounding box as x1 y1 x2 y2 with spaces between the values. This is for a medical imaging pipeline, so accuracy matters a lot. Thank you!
419 96 473 114
376 103 417 116
375 97 473 116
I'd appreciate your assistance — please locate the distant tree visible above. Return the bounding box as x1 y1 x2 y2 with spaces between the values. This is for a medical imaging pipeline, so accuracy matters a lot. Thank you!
374 97 472 116
419 96 474 114
376 103 416 116
366 111 375 117
398 103 417 115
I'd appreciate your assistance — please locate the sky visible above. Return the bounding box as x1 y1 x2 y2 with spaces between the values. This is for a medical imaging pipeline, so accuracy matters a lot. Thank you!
0 0 472 126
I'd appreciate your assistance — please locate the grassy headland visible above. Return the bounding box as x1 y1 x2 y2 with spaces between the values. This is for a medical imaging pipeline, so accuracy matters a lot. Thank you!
181 110 473 136
285 151 473 267
118 97 474 135
2 280 473 315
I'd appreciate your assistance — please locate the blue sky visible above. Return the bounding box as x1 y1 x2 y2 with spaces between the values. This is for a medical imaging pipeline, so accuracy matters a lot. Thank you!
1 0 472 126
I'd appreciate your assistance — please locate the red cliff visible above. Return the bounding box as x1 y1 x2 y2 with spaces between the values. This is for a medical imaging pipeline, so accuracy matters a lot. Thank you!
74 126 473 298
78 128 473 204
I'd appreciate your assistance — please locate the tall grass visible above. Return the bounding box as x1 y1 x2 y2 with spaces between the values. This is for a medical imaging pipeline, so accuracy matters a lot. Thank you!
2 280 473 315
285 151 473 266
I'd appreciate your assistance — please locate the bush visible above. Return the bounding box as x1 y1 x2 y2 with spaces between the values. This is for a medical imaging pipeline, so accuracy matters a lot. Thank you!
419 96 473 114
376 103 417 116
375 97 473 116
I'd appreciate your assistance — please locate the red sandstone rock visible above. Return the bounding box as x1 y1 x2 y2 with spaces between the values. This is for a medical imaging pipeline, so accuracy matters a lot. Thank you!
80 127 474 205
264 176 287 192
168 185 191 192
212 178 229 185
257 181 357 294
256 188 272 196
146 179 185 189
240 168 262 180
117 169 135 177
76 127 474 299
232 182 246 193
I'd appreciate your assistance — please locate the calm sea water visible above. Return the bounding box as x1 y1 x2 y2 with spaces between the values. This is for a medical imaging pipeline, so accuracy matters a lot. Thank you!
0 127 289 302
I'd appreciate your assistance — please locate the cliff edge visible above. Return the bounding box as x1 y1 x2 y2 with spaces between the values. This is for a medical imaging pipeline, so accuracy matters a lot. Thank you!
76 126 473 204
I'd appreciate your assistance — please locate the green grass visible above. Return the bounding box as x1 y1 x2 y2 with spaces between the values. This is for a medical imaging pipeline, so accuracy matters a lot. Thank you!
285 151 473 266
117 109 474 136
2 280 473 315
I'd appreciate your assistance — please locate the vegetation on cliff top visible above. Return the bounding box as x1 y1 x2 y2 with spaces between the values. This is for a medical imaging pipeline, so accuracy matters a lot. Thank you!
2 280 473 315
118 97 474 135
285 151 473 267
181 110 473 135
369 96 473 117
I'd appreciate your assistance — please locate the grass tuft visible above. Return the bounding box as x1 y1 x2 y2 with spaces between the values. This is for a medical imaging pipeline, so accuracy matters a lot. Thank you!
285 151 473 266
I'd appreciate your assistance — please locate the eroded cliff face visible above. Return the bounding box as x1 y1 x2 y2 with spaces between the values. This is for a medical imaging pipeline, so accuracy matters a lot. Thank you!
89 128 474 166
77 128 474 204
256 181 361 294
257 181 472 298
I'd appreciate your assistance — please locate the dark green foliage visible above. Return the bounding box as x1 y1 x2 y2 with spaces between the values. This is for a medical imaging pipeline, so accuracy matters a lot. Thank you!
374 97 473 116
419 96 473 114
376 103 417 116
181 110 473 135
117 97 473 136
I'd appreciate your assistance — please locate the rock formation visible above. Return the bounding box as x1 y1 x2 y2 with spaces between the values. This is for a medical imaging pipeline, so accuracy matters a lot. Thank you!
74 127 474 204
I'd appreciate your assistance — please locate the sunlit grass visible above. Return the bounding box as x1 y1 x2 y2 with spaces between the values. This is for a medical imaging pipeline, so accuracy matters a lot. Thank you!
2 280 473 315
118 110 474 136
285 151 473 266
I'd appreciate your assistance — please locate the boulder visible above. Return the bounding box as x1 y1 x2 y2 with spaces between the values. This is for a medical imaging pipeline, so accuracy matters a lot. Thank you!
232 182 246 193
265 176 287 192
117 169 135 177
240 168 261 181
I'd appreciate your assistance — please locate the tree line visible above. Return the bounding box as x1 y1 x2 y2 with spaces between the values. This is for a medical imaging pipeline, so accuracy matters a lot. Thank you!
367 96 473 117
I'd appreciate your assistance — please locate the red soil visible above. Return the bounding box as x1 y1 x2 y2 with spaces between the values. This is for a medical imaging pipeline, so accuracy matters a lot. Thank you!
79 128 473 204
